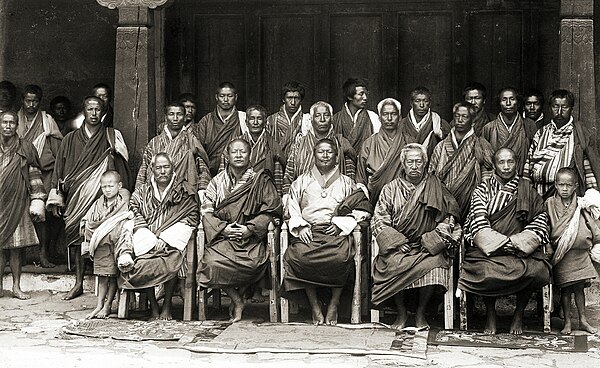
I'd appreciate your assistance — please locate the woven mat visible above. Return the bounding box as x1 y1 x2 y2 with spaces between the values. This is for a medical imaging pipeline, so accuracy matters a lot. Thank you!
61 319 230 342
181 322 428 358
428 329 588 352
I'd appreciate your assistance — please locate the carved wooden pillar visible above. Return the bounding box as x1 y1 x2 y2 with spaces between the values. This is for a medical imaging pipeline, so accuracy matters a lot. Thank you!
97 0 169 171
559 0 595 127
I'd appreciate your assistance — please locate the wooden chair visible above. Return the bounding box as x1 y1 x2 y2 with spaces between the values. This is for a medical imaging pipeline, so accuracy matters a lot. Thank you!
369 236 456 330
117 231 197 320
196 221 280 322
456 241 552 333
279 222 364 324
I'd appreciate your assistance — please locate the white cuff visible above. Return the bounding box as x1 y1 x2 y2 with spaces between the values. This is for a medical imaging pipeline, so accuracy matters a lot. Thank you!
288 216 310 237
331 216 358 236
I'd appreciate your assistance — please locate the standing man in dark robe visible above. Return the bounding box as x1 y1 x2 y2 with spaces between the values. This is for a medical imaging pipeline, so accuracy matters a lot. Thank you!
460 82 496 136
523 88 546 129
17 84 63 268
399 87 450 158
178 93 198 128
198 138 282 322
458 148 550 335
430 101 494 221
50 96 76 136
266 81 311 156
193 82 247 176
482 87 537 175
332 77 380 154
47 96 130 300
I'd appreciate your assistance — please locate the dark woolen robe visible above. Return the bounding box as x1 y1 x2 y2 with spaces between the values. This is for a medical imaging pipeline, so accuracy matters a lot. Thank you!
399 114 451 158
119 180 199 289
50 127 130 247
332 104 379 154
371 174 460 306
197 169 282 288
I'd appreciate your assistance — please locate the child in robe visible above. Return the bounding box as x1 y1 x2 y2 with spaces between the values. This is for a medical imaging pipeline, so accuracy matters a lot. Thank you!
80 170 133 319
546 167 599 335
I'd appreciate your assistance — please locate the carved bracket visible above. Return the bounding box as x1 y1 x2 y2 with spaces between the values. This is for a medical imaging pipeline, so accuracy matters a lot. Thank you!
561 19 593 45
97 0 169 9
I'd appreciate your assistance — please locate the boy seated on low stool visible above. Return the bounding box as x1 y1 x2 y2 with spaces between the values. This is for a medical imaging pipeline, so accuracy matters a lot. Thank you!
546 167 599 335
80 170 134 319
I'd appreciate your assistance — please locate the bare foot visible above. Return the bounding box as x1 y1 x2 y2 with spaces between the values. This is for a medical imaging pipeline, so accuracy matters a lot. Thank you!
229 300 245 323
148 311 160 321
63 285 83 300
13 289 30 300
391 312 408 330
86 306 103 319
579 319 597 334
97 304 112 319
415 315 430 330
484 312 497 334
509 314 524 335
311 306 325 325
561 318 572 335
251 289 265 303
39 258 56 268
159 310 172 321
325 304 338 326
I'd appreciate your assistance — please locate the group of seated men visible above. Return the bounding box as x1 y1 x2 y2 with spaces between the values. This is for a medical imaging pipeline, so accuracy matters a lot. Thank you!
1 77 598 335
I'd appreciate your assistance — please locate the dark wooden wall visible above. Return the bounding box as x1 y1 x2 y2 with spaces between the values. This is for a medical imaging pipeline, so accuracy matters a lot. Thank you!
165 0 560 120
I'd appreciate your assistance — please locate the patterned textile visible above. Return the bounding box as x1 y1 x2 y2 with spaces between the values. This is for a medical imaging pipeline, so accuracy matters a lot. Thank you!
192 109 247 176
482 114 537 175
371 174 460 306
282 127 356 194
0 137 46 249
197 169 282 288
458 174 550 297
266 105 310 155
136 125 211 191
524 119 599 198
119 179 198 289
429 129 494 221
332 103 380 154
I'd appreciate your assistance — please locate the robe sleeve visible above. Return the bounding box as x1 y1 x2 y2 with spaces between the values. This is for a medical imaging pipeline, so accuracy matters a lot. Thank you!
371 182 409 256
136 144 153 188
287 176 310 236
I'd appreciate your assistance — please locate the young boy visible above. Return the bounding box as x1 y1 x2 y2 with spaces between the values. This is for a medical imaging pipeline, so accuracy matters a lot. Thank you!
546 167 598 334
80 170 133 319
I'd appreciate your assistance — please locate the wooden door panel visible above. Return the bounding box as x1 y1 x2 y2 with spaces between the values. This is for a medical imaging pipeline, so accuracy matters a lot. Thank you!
194 15 247 116
329 15 383 112
260 15 316 114
468 11 523 114
397 12 454 119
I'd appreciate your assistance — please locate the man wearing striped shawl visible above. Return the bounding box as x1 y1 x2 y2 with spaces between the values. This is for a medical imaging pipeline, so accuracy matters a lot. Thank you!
371 143 462 330
457 148 550 335
266 81 311 156
523 89 600 200
429 101 494 221
482 87 537 175
47 96 130 300
283 101 356 196
332 78 380 154
18 84 63 268
121 152 199 320
136 102 211 192
198 139 282 322
0 111 47 300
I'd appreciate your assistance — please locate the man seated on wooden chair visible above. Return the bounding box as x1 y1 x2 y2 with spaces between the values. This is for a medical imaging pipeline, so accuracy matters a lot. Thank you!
371 143 462 331
197 138 282 322
119 152 199 320
281 138 373 326
457 147 551 334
